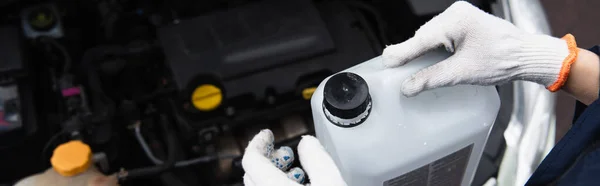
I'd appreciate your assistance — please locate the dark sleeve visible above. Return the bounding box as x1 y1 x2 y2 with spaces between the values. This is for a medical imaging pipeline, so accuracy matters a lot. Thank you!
573 45 600 123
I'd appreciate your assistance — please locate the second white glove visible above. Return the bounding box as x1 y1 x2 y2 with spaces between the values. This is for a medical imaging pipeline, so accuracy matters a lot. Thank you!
242 129 347 186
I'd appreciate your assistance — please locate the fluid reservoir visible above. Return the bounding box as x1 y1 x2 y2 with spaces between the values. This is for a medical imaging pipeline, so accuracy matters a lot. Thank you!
311 49 500 186
14 141 118 186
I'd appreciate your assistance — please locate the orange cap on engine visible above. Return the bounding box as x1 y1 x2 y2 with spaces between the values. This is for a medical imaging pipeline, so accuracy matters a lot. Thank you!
50 140 92 177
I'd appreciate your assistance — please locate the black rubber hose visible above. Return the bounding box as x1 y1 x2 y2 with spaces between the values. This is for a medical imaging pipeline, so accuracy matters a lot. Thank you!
159 114 177 168
81 44 157 106
167 99 193 139
80 47 125 144
40 129 67 166
40 37 72 73
80 46 126 118
124 114 177 179
81 46 126 102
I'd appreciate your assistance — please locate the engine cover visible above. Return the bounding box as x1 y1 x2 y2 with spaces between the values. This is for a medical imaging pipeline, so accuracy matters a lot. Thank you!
158 0 379 112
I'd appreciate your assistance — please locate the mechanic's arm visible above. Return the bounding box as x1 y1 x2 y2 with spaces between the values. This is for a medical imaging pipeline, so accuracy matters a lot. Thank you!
563 49 600 105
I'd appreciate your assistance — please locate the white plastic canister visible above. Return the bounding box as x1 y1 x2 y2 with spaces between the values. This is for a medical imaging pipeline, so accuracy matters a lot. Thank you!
311 49 500 186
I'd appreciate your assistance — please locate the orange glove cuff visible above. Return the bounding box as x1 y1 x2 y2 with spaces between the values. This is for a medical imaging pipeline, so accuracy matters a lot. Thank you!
548 34 578 92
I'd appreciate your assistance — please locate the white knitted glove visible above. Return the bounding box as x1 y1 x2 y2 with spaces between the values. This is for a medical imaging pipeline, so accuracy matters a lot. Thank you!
242 129 347 186
382 1 577 97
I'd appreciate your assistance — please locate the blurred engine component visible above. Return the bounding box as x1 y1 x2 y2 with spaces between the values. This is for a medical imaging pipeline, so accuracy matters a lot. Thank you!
21 4 63 39
0 86 21 132
0 26 37 149
158 0 380 123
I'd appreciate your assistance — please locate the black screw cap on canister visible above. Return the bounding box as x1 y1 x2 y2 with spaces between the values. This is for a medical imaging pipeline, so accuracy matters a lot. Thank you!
323 72 371 127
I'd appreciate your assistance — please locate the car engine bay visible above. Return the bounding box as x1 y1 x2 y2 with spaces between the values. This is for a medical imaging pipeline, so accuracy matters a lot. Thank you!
0 0 501 185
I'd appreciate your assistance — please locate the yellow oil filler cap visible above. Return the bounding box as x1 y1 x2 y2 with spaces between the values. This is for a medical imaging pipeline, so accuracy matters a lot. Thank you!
50 140 92 177
191 84 223 111
302 87 317 100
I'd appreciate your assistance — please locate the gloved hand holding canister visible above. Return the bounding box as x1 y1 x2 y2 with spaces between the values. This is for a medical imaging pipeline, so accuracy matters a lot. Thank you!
383 1 599 104
241 129 347 186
